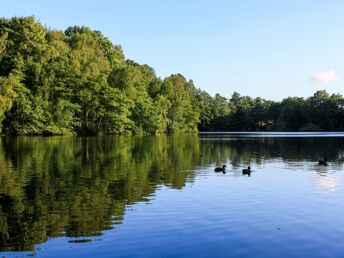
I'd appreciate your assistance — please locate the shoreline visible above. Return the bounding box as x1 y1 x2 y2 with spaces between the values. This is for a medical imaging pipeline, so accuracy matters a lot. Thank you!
2 131 344 137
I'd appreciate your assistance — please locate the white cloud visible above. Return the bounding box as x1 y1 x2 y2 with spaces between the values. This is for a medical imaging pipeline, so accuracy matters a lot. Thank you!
311 70 339 83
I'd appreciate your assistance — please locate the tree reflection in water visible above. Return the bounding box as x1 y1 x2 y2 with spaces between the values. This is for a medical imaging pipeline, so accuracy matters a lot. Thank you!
0 135 344 251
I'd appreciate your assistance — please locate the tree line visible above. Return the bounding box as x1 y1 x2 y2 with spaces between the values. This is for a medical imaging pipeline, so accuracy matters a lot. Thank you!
0 16 343 135
200 90 344 131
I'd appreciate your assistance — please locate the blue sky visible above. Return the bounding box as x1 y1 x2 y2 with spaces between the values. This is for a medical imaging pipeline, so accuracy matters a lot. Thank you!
2 0 344 100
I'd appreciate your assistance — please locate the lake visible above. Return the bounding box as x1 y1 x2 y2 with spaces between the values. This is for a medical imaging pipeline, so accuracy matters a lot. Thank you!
1 133 344 257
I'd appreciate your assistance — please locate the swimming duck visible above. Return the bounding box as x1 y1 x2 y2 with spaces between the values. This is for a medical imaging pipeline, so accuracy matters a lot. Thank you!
242 166 251 175
318 158 328 166
215 165 226 172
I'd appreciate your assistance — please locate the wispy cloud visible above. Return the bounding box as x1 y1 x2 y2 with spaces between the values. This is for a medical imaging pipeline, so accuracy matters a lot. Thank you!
311 70 339 83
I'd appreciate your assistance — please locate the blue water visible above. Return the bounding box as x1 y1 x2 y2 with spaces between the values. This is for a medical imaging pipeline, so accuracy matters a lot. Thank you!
1 134 344 257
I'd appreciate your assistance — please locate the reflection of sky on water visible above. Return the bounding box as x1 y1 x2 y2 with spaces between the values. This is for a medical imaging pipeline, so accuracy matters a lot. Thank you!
2 135 344 257
199 132 344 137
316 176 340 191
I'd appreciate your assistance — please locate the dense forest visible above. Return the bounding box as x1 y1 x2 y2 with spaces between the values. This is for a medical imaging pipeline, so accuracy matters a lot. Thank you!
0 16 344 135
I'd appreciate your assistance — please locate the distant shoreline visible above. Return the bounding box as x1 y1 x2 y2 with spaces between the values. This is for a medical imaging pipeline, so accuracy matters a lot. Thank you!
2 131 344 137
198 131 344 134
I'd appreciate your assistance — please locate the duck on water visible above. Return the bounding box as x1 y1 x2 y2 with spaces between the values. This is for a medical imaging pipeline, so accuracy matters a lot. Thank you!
318 158 328 166
215 165 226 172
242 166 251 176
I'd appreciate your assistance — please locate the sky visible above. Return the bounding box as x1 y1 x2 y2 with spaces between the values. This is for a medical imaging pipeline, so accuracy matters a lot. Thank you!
2 0 344 100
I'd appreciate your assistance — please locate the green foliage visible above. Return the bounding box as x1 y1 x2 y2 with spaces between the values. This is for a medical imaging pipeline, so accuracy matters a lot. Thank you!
199 90 344 132
300 123 322 131
0 74 18 129
162 74 199 132
0 17 202 135
0 16 343 134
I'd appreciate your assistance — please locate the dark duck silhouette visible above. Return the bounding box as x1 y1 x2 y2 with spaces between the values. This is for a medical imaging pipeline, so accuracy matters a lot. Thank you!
242 166 251 175
318 158 328 166
215 165 226 172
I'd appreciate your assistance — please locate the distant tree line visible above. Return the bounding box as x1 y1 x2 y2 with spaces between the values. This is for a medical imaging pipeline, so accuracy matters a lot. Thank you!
0 16 343 135
199 90 344 131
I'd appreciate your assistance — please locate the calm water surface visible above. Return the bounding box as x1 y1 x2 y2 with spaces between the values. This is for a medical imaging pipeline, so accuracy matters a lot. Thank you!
1 133 344 257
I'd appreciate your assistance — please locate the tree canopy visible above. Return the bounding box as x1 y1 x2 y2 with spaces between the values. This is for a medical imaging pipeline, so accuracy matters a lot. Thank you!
0 16 343 135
